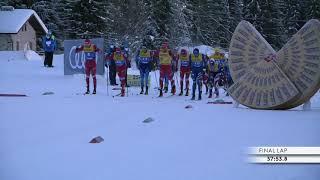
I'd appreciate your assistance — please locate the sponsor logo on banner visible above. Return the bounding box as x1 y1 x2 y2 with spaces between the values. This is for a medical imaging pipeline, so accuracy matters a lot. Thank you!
68 46 99 69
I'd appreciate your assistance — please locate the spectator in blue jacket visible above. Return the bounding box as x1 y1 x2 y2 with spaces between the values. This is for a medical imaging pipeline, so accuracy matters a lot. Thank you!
42 31 56 67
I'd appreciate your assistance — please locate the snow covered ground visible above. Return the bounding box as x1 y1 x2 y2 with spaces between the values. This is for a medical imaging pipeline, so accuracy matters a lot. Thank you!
1 53 320 180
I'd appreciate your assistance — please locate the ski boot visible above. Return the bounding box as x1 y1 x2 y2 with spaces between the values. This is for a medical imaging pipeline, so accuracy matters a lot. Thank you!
191 84 196 100
145 86 148 95
208 89 212 98
171 85 176 95
198 92 202 100
85 87 90 94
121 87 125 97
159 89 163 97
205 85 208 95
215 91 219 98
191 94 195 100
178 86 183 96
92 89 96 95
140 87 144 94
185 89 189 96
164 86 168 93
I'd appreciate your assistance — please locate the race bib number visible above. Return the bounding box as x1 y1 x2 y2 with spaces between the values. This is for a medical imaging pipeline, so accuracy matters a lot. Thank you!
181 60 189 67
85 52 95 60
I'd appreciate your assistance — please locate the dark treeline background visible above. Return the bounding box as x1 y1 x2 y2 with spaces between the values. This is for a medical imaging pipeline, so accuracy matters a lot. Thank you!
1 0 320 52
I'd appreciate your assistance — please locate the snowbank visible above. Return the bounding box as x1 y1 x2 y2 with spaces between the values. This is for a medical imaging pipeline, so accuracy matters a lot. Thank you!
0 50 42 61
24 50 43 61
0 51 26 61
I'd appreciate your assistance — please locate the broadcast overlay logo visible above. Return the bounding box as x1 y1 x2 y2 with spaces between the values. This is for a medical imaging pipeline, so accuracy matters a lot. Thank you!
247 147 320 164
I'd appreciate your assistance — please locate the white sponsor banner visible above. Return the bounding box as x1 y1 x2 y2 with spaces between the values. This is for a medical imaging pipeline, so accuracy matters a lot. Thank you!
64 38 105 75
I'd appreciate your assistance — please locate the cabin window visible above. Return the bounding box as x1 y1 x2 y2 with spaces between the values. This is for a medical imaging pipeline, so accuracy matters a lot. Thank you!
16 41 19 50
8 42 13 50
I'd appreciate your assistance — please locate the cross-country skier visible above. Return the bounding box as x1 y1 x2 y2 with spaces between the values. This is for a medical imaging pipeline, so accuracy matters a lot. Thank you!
158 42 176 97
76 39 100 94
136 45 152 95
189 48 206 100
121 45 131 87
168 49 178 93
106 45 117 85
178 48 190 96
111 47 129 96
203 54 210 94
207 58 221 98
224 58 233 91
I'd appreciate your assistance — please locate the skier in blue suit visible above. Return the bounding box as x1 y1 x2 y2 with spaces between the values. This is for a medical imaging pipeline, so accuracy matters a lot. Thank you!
136 45 152 95
189 48 206 100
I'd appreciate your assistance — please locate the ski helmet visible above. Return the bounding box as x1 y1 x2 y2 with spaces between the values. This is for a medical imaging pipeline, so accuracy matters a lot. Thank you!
161 42 168 49
115 47 121 53
84 39 91 45
193 48 199 55
181 49 187 55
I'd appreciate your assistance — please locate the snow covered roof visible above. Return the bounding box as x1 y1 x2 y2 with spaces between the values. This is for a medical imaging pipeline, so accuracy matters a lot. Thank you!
0 8 48 34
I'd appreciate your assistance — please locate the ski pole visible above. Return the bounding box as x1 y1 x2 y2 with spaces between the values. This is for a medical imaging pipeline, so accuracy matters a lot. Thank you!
154 70 158 89
127 84 129 97
126 69 129 97
175 72 179 89
106 65 109 96
82 52 86 92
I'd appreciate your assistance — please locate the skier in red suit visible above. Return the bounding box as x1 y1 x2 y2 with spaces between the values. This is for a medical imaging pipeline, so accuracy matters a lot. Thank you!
158 42 176 97
76 39 100 94
178 48 190 96
111 47 129 96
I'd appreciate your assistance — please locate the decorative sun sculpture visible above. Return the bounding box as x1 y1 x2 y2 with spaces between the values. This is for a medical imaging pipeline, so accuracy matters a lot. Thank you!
228 19 320 110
